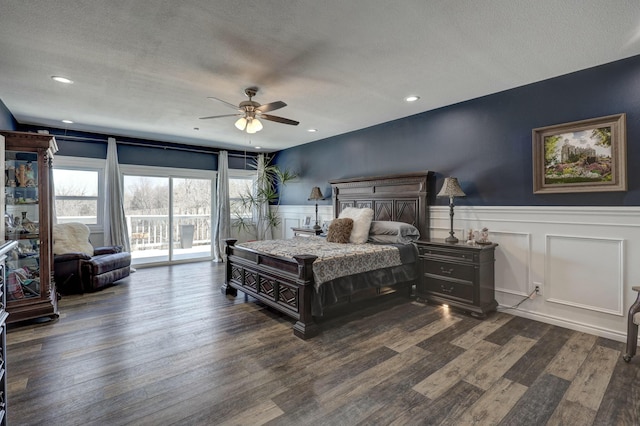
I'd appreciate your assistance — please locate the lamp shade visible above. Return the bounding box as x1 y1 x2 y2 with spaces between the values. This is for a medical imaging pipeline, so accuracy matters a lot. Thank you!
437 177 466 198
308 187 324 200
234 117 247 131
246 118 263 134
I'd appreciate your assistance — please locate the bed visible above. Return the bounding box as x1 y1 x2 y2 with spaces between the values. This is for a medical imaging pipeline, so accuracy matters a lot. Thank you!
220 171 432 339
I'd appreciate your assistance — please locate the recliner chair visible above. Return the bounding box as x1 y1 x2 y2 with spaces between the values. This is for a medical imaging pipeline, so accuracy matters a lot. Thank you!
53 223 131 294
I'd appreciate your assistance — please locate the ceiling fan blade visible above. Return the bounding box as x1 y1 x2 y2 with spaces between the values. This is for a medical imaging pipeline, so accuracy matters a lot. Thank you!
207 96 241 110
256 101 286 113
260 114 299 126
199 113 241 120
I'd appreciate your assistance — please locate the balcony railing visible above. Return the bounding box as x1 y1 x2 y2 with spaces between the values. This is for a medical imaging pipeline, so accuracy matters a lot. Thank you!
57 214 211 251
127 214 211 250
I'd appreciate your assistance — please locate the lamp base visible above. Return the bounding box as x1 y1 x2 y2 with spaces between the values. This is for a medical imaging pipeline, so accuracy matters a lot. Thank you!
445 235 459 244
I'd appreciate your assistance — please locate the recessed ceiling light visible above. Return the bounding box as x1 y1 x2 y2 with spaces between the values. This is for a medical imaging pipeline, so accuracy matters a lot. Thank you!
61 119 73 124
405 95 420 102
51 76 74 84
255 146 262 150
308 128 318 133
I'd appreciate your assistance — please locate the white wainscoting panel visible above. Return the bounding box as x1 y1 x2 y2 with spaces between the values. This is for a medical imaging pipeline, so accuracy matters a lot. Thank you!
274 205 333 240
545 234 623 316
492 231 531 298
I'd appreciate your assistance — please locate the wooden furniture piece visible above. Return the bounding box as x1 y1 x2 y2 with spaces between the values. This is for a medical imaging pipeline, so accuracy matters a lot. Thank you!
623 285 640 362
222 171 432 339
0 240 17 425
0 131 58 324
415 239 498 318
291 226 322 237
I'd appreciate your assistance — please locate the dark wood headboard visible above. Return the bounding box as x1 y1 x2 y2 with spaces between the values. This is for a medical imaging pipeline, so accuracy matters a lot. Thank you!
329 171 432 240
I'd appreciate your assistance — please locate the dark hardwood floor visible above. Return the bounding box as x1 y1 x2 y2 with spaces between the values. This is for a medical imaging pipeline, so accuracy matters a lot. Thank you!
6 262 640 425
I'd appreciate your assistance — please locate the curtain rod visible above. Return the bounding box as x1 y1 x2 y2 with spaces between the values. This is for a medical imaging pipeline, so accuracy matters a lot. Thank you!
48 132 260 158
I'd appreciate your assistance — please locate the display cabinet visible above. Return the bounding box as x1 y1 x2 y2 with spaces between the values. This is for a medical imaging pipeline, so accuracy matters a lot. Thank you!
0 131 58 324
0 240 17 425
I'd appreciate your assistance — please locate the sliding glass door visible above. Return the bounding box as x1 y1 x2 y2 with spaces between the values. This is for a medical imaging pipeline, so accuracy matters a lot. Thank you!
121 166 214 265
172 177 212 261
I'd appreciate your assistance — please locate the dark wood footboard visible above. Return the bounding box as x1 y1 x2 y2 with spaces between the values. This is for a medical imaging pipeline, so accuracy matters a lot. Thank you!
221 238 320 339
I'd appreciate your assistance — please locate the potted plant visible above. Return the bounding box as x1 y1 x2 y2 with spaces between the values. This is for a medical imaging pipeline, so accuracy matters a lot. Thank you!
232 156 297 240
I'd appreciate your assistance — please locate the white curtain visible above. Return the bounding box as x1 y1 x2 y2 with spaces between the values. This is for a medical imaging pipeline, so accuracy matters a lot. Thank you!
256 153 272 240
104 137 131 252
212 151 230 262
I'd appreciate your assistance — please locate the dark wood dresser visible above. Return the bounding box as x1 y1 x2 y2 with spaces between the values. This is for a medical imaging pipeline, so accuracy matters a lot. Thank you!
415 239 498 318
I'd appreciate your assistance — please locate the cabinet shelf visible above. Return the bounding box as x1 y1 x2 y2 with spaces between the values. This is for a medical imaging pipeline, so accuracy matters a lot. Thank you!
5 233 39 240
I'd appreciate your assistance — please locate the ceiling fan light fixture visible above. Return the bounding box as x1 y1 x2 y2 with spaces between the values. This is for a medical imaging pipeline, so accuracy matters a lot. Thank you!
246 118 263 134
235 117 247 131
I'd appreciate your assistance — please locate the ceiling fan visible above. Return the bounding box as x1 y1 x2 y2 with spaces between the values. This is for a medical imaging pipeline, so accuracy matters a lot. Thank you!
200 87 299 134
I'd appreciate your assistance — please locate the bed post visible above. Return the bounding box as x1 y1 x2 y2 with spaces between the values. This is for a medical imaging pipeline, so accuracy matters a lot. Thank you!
292 254 320 339
220 239 238 296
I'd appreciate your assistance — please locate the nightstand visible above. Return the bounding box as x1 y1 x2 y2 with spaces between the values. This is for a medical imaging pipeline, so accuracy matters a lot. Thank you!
415 239 498 318
291 227 323 237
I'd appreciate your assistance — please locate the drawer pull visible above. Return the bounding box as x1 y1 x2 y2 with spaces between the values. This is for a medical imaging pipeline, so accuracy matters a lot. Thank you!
440 285 455 294
440 266 454 275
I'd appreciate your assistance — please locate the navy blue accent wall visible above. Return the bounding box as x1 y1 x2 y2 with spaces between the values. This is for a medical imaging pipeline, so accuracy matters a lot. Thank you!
17 125 256 171
0 99 17 130
275 54 640 207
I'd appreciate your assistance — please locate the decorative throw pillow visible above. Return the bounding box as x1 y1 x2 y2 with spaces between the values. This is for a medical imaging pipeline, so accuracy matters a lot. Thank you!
338 207 375 244
326 218 354 243
52 222 94 256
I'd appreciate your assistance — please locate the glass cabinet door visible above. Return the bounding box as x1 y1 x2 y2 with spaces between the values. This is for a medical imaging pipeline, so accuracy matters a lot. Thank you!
4 151 41 302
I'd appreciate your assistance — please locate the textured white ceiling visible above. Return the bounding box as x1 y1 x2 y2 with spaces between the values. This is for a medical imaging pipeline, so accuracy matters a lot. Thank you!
1 1 640 152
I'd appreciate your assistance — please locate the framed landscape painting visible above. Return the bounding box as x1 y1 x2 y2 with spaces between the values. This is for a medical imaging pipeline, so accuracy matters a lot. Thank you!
532 113 627 194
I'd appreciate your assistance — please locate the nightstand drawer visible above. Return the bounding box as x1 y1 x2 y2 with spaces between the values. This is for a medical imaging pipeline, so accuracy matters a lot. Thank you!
418 245 476 262
424 260 475 282
425 277 474 303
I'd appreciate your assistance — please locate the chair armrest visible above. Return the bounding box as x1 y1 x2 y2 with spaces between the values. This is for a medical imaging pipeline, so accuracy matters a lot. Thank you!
633 286 640 292
54 252 92 262
629 287 640 317
93 246 124 255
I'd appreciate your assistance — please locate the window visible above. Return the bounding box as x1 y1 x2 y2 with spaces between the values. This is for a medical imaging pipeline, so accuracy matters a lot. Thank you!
53 156 105 227
228 169 257 220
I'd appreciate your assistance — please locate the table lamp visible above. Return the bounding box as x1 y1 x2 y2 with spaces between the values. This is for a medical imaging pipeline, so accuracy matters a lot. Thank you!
436 177 466 243
308 187 325 230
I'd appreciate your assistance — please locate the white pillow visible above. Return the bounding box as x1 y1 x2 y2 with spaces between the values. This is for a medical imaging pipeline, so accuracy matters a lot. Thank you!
338 207 374 244
52 223 94 255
